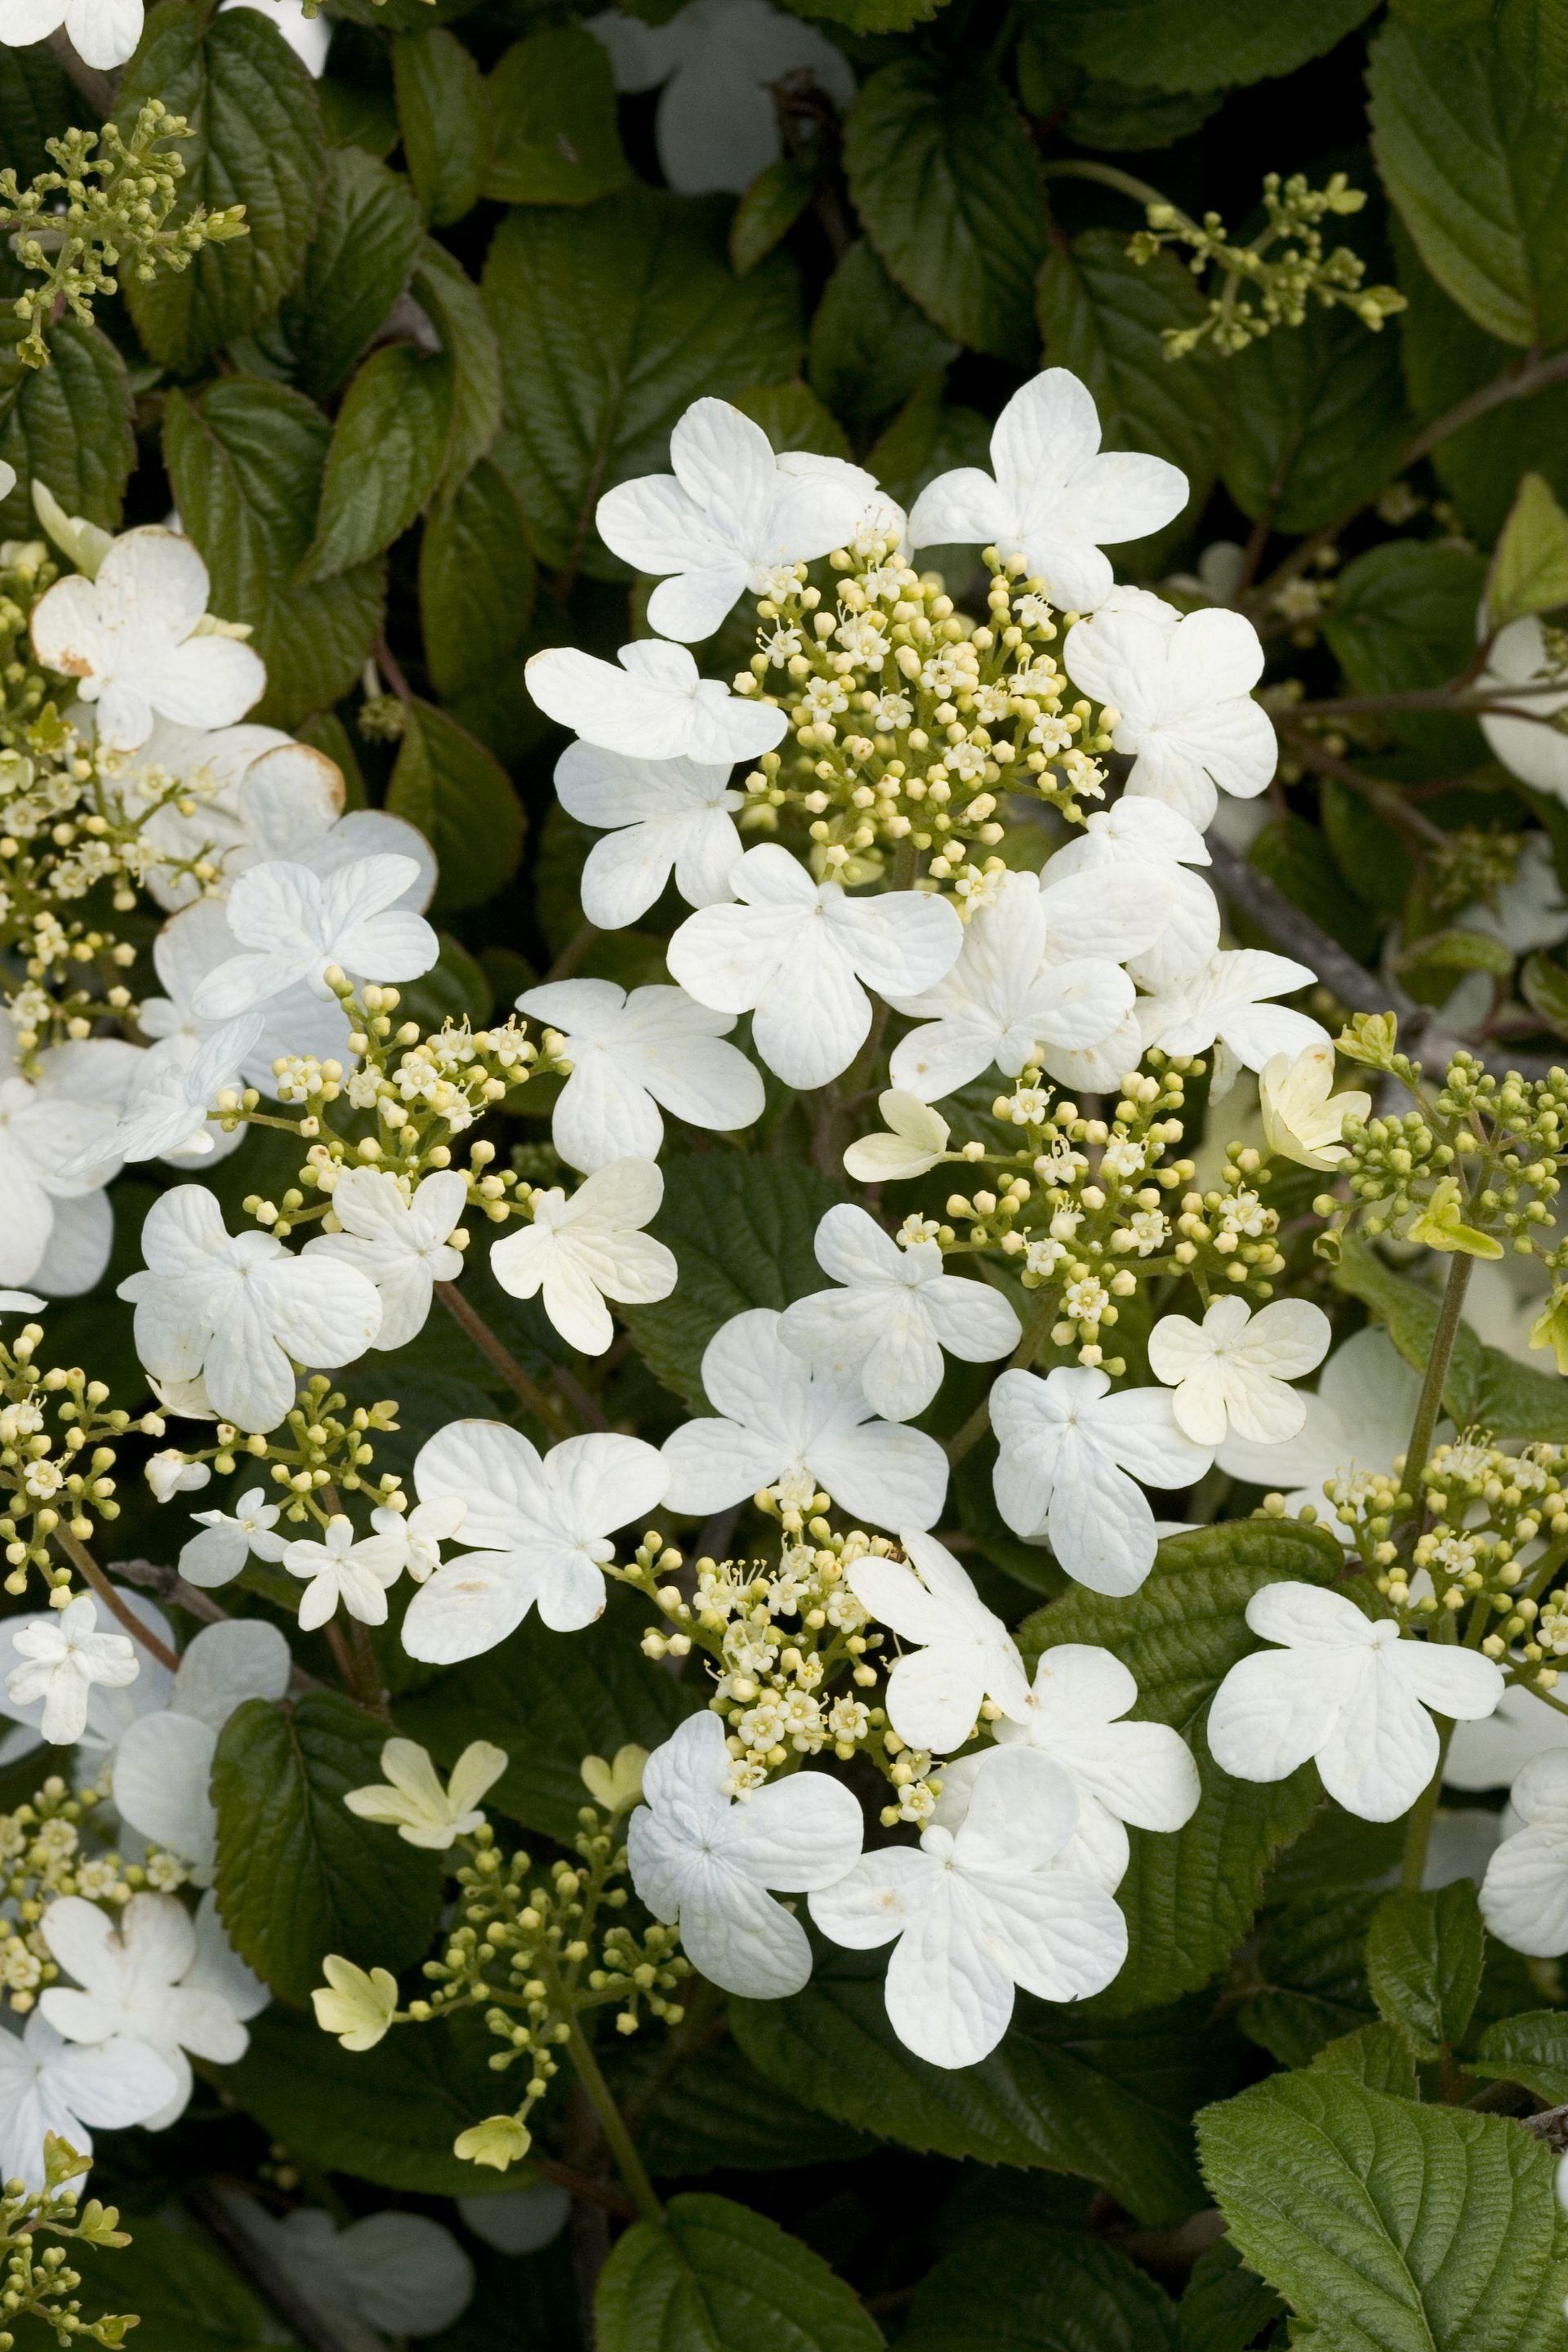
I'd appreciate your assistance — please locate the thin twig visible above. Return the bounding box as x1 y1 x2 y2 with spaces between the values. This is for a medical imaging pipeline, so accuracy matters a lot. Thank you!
1277 726 1449 850
109 1557 325 1694
435 1280 576 1439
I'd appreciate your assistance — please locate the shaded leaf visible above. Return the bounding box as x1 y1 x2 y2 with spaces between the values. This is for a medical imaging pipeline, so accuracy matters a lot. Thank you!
596 2194 883 2352
386 696 523 914
394 26 488 225
0 319 131 540
483 27 628 207
279 145 425 403
419 457 537 700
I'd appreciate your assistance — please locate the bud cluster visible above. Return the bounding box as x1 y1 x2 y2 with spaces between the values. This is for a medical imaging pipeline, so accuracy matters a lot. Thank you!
0 2140 135 2350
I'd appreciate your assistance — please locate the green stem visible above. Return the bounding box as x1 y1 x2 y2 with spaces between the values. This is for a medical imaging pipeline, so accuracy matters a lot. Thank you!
1399 1250 1474 1522
946 1285 1058 1466
1038 158 1176 217
1399 1716 1455 1892
563 2016 664 2229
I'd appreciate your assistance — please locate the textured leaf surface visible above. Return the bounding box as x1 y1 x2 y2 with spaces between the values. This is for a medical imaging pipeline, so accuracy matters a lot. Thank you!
596 2194 883 2352
419 458 537 700
278 146 425 401
386 697 523 913
302 343 452 581
1041 0 1379 93
898 2222 1177 2351
1468 2010 1568 2105
1221 307 1410 533
0 320 131 539
483 27 627 206
1367 1882 1486 2060
1036 230 1217 480
394 26 488 225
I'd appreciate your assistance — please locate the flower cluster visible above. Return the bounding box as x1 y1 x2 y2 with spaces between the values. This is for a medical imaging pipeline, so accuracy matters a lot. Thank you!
0 2140 136 2349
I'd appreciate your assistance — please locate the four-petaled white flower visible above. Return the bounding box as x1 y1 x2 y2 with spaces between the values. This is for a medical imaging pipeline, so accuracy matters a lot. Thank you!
366 1497 466 1584
305 1168 467 1352
627 1711 862 1998
661 1308 948 1533
345 1736 509 1851
809 1744 1127 2068
401 1420 668 1663
669 844 962 1089
42 1889 266 2127
193 855 439 1019
4 1597 139 1744
140 898 352 1115
1143 948 1329 1098
1149 1295 1330 1450
907 370 1187 615
0 2012 175 2194
0 1013 141 1294
849 1530 1029 1751
1043 795 1218 995
526 639 786 765
0 1587 175 1768
283 1517 405 1633
1214 1326 1423 1535
1064 598 1276 830
517 978 764 1173
554 742 744 929
1208 1582 1504 1821
74 1016 263 1172
597 399 871 641
111 1619 291 1878
119 1186 383 1433
842 1092 951 1187
30 528 265 750
179 1485 289 1588
780 1205 1020 1423
990 1365 1211 1595
490 1160 677 1355
1478 1750 1568 1955
1259 1042 1370 1173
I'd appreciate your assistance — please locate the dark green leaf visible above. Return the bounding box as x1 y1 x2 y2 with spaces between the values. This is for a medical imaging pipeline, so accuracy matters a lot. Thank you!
842 61 1046 363
1324 539 1489 766
79 2219 271 2352
0 43 73 184
118 4 324 371
1311 2020 1423 2097
301 343 452 581
386 697 523 914
898 2222 1177 2352
638 2045 875 2178
863 379 991 513
1060 78 1224 151
1039 0 1379 93
1221 307 1410 534
483 190 800 580
164 378 385 731
1468 2009 1568 2104
1177 2239 1285 2352
1521 950 1568 1036
1250 815 1382 961
1368 1882 1486 2060
412 239 503 494
1396 924 1515 981
212 1692 443 2006
596 2194 883 2352
394 27 488 225
483 28 629 207
808 241 957 426
733 381 851 458
1472 1339 1568 1441
419 458 537 700
278 146 425 402
1331 1232 1486 1419
730 159 817 276
0 320 131 540
1237 1893 1379 2066
782 0 944 24
318 64 399 159
1036 230 1218 484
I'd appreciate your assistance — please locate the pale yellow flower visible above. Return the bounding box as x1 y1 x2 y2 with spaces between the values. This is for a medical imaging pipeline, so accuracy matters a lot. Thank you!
344 1737 508 1850
580 1743 648 1816
843 1090 950 1184
454 2115 531 2171
311 1955 398 2051
1259 1043 1370 1171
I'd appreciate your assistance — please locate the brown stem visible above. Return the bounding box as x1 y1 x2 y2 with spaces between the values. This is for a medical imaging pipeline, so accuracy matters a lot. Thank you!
345 1616 390 1717
53 1530 180 1673
542 920 601 984
109 1557 325 1693
1277 726 1449 850
435 1281 576 1439
373 634 413 706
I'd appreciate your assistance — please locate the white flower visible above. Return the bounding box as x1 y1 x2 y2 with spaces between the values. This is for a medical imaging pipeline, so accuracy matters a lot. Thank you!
525 639 786 765
118 1185 384 1434
76 1016 263 1172
178 1484 289 1588
366 1497 465 1585
1208 1582 1504 1822
669 844 962 1089
1259 1042 1371 1173
627 1712 862 1998
597 399 871 641
1064 599 1276 830
1447 1681 1568 1793
778 1204 1020 1423
0 1013 140 1294
1148 1296 1331 1449
516 979 764 1173
1143 948 1329 1098
141 898 352 1110
5 1599 139 1745
457 2185 570 2256
345 1737 508 1851
401 1420 668 1664
1043 796 1218 993
30 529 265 751
907 370 1186 614
848 1530 1029 1751
42 1889 266 2127
842 1091 951 1186
661 1308 947 1533
0 0 142 65
808 1745 1127 2068
884 869 1144 1102
491 1160 676 1355
1214 1326 1423 1534
555 742 744 928
0 1588 174 1768
216 2202 474 2352
0 2012 175 2194
111 1619 291 1878
147 1450 211 1503
1477 614 1568 799
588 0 854 195
1478 1750 1568 1953
220 0 332 74
192 855 439 1019
283 1517 405 1633
990 1364 1211 1596
304 1168 467 1352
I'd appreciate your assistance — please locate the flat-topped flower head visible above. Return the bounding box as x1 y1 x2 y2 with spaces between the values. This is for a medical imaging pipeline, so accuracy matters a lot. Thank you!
4 1596 138 1744
1064 597 1276 829
1479 1750 1568 1954
525 639 787 764
1260 1041 1370 1172
516 978 764 1173
1148 1295 1331 1448
490 1160 677 1355
1208 1582 1504 1821
193 855 439 1019
30 528 265 749
848 1530 1030 1751
305 1168 468 1352
554 742 744 929
907 369 1186 613
627 1711 862 1998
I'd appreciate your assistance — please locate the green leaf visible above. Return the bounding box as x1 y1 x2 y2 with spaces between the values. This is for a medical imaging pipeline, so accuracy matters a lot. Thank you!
386 697 523 914
1521 949 1568 1038
1200 2071 1568 2350
1490 471 1568 627
301 343 452 581
1330 1232 1486 1420
1036 230 1218 484
212 1692 442 2006
730 159 817 276
1221 306 1410 534
807 240 957 426
164 378 385 731
0 320 132 541
1311 2020 1423 2097
596 2194 883 2352
1472 1339 1568 1441
864 379 991 512
79 2219 272 2352
842 61 1046 363
412 239 503 494
1019 1520 1345 2013
1177 2239 1285 2352
118 4 325 372
0 44 74 185
733 381 851 458
619 1154 840 1410
483 27 629 207
394 28 488 225
1250 814 1382 961
782 0 944 24
1237 1893 1379 2066
419 457 537 700
637 2045 875 2178
318 64 399 161
733 1951 1221 2225
1323 540 1490 766
1396 925 1515 981
1367 1882 1486 2060
1039 0 1379 93
898 2222 1178 2352
1059 78 1225 153
483 190 801 580
394 1588 697 1842
1468 2009 1568 2104
278 146 426 402
1370 12 1568 348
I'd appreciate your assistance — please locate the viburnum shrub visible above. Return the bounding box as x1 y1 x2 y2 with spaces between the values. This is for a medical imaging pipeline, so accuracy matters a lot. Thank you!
6 3 1568 2349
